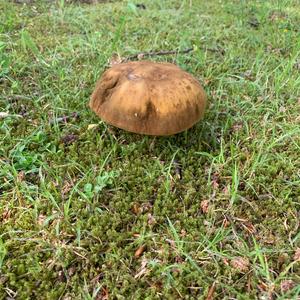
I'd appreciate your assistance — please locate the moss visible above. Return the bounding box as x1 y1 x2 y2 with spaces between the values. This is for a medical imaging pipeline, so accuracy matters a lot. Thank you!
1 0 300 298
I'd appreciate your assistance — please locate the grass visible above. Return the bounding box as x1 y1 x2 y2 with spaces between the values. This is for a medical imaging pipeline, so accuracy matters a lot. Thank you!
0 0 300 298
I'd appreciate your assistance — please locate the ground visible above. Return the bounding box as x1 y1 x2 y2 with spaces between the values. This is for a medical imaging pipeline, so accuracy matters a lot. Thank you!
0 0 300 299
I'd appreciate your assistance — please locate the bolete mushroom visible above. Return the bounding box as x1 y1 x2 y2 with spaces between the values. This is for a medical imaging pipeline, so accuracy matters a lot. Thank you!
89 61 207 135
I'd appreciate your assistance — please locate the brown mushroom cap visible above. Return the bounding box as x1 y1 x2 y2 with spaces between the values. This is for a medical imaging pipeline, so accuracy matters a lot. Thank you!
89 61 207 136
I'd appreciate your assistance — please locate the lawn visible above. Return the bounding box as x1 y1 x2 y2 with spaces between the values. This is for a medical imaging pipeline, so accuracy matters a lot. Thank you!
0 0 300 299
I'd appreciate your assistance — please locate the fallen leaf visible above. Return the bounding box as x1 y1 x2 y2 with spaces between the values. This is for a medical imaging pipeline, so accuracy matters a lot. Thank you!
101 287 109 300
134 245 146 258
230 257 250 273
205 281 216 300
200 200 209 214
60 133 78 145
61 181 73 197
280 280 295 293
241 221 257 234
132 203 140 215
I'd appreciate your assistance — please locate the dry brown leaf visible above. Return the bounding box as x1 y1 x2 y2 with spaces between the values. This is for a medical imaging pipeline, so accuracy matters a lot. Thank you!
280 280 295 293
132 203 140 215
200 200 209 214
60 133 78 145
230 257 250 273
235 218 256 233
134 245 146 258
222 217 230 228
205 281 216 300
98 287 109 300
61 181 73 197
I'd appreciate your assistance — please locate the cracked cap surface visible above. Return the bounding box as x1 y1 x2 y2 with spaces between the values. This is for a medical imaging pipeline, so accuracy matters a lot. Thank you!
89 61 207 135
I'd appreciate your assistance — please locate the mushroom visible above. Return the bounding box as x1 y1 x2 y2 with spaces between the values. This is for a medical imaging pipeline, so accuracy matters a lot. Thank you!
89 61 207 136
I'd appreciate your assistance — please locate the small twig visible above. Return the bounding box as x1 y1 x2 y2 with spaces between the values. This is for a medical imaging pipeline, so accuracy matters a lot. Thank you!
123 48 194 62
107 46 225 67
